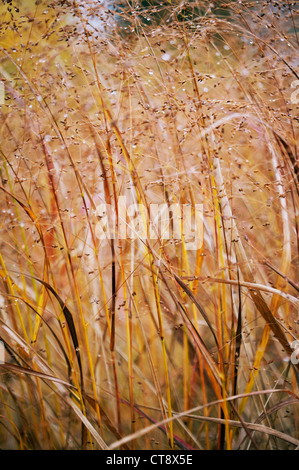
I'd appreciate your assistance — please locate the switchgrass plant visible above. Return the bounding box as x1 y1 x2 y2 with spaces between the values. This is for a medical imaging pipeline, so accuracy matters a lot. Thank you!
0 0 298 450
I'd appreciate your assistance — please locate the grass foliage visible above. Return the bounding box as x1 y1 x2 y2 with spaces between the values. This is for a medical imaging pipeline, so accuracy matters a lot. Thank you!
0 0 298 450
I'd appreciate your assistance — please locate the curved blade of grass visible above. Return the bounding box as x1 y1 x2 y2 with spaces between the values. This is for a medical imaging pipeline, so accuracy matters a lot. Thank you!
0 185 46 254
264 261 299 294
6 294 72 379
0 415 24 449
0 363 74 388
123 400 196 450
0 320 107 449
83 392 129 450
28 277 83 387
177 413 299 448
255 397 299 425
173 273 219 348
184 277 299 309
108 389 298 450
63 395 108 450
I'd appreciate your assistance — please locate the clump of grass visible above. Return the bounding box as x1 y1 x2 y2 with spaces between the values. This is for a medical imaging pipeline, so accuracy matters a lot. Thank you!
0 0 298 450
